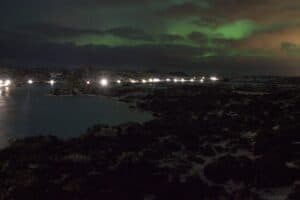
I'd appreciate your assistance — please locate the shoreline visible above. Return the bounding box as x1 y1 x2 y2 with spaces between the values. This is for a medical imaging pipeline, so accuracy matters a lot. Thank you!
1 83 300 199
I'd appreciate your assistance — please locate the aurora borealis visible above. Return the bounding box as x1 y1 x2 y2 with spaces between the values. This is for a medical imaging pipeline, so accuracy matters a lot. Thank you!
1 0 300 74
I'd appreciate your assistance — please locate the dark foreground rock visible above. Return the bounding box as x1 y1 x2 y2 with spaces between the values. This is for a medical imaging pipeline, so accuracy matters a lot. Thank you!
1 84 300 199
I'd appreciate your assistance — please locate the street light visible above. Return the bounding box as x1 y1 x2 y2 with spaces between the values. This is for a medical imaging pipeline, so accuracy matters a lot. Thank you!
210 76 219 81
153 78 161 83
5 80 11 86
49 80 55 86
100 78 108 87
130 79 138 84
28 79 33 84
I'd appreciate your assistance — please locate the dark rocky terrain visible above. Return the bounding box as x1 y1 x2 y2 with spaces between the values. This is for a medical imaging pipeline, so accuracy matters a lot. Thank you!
1 83 300 199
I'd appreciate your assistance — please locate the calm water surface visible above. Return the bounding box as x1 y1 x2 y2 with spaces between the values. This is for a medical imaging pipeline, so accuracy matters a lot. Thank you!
0 86 152 147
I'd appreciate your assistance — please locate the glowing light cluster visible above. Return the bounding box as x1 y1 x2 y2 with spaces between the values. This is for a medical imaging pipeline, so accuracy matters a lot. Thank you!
200 77 205 83
0 75 219 90
0 79 12 87
153 78 161 83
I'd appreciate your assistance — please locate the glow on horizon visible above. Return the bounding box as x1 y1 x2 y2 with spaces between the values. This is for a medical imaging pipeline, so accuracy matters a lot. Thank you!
28 79 33 84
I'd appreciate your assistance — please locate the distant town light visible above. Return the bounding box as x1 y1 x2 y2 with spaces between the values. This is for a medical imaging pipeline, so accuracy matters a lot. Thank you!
0 79 11 87
142 79 147 84
49 80 55 86
180 78 186 83
5 80 11 86
210 76 219 81
148 78 153 83
86 81 90 85
166 78 171 82
100 78 109 87
153 78 161 83
190 78 195 82
200 79 204 83
28 79 33 85
117 80 122 84
130 79 138 84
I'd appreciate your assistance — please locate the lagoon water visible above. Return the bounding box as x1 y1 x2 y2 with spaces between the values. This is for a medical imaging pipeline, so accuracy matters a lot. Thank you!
0 85 152 148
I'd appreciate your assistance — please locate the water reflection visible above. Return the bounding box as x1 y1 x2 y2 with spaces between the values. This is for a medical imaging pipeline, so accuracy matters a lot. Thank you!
0 87 10 97
0 87 10 147
0 86 153 148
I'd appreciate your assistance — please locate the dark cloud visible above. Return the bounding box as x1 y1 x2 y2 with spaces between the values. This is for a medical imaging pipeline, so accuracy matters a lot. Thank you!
20 23 103 38
0 37 296 75
0 33 207 68
188 32 207 44
160 0 300 22
105 27 153 41
7 23 186 44
159 34 185 42
11 24 157 42
192 17 226 27
74 0 156 6
159 2 205 18
281 42 300 55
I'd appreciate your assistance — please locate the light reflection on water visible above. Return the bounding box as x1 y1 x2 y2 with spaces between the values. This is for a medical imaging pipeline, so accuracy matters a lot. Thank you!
0 88 10 147
0 86 152 148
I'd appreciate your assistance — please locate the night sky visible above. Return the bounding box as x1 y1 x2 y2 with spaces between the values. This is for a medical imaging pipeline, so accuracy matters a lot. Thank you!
1 0 300 75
